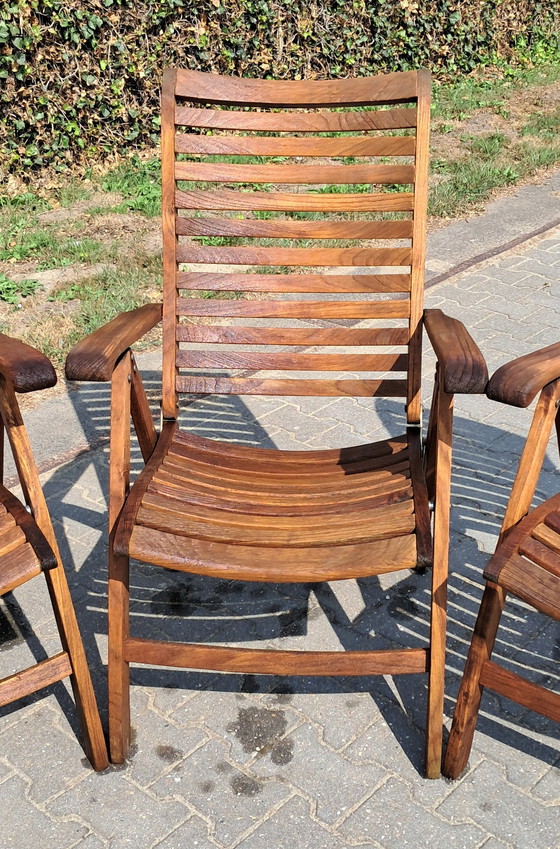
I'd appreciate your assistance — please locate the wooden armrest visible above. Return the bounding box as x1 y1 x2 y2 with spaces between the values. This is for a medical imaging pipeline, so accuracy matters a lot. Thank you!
0 334 56 393
486 340 560 408
423 309 488 394
65 303 163 382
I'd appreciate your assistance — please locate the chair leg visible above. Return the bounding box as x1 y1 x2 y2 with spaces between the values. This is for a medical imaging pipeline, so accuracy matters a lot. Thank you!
443 581 505 779
108 551 131 763
424 385 452 779
44 563 109 771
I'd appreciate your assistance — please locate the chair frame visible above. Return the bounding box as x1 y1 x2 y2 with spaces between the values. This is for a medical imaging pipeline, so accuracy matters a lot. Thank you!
444 342 560 778
0 335 108 771
66 68 488 777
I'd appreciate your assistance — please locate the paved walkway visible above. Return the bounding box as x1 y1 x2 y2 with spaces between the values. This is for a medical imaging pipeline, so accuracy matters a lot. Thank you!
1 171 559 848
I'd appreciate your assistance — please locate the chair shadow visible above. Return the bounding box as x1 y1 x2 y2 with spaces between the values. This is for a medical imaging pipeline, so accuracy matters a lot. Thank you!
1 374 559 776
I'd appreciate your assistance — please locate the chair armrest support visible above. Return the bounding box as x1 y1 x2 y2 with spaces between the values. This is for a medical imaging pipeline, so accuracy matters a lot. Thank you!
0 334 56 393
65 303 163 382
486 341 560 408
424 309 488 394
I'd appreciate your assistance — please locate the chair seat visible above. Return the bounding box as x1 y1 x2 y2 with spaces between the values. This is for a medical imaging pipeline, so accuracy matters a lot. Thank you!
116 426 431 582
0 485 56 595
484 492 560 621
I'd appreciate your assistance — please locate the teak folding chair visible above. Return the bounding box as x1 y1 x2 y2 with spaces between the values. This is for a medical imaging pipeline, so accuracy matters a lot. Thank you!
66 68 488 777
0 335 108 770
444 343 560 778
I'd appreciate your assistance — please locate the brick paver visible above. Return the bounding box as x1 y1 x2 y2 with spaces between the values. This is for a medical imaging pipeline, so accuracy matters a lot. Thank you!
1 192 559 847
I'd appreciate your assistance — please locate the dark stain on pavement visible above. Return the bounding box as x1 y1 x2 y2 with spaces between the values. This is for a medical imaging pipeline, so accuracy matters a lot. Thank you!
155 744 184 763
231 774 262 796
228 705 294 764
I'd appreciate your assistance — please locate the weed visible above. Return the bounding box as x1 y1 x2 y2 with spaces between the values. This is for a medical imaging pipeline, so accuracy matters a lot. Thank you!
101 156 161 217
0 273 41 305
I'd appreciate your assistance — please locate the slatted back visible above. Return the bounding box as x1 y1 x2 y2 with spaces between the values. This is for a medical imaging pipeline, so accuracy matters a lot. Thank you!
161 69 431 422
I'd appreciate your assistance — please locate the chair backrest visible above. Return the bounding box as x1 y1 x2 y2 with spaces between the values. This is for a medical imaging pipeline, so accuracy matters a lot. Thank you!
160 69 431 424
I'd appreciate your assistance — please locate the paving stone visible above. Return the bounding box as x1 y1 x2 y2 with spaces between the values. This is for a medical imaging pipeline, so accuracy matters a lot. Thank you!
338 776 485 847
151 814 222 848
152 739 291 846
1 774 88 848
258 688 380 752
47 771 189 846
250 721 387 825
437 760 560 849
120 690 209 788
240 795 366 849
529 765 560 803
1 703 91 801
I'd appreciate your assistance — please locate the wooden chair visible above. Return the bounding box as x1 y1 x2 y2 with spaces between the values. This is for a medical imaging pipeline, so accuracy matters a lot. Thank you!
65 68 488 777
444 343 560 778
0 336 108 770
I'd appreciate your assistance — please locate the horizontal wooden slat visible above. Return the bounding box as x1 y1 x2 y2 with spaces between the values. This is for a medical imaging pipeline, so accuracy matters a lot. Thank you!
0 525 29 559
480 660 560 722
148 477 413 515
175 134 416 157
177 298 410 319
0 542 42 595
176 217 414 240
137 496 414 546
177 272 412 293
175 106 417 132
0 652 72 708
174 429 408 465
126 637 427 675
128 523 418 581
177 244 412 267
165 444 409 484
176 351 408 372
497 553 560 620
519 536 560 578
176 325 410 346
176 188 414 212
175 161 415 185
176 376 408 396
175 68 420 106
531 522 560 556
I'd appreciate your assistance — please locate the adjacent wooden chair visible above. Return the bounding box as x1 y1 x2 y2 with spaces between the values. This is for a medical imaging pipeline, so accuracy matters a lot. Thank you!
66 68 488 777
0 336 108 770
444 342 560 778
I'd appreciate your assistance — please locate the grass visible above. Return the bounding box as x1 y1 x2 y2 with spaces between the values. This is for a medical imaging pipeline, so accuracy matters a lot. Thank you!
0 272 41 305
30 266 155 365
101 156 161 216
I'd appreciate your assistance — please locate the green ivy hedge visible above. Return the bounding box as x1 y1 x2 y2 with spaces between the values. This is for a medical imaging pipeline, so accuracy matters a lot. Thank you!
1 0 558 173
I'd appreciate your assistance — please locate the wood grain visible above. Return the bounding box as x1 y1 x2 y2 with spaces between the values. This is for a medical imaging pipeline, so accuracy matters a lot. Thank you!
486 339 560 408
176 351 408 372
177 244 412 267
424 308 488 395
176 188 414 212
174 67 419 105
175 133 416 157
175 161 414 185
176 376 408 397
126 637 427 676
176 217 414 240
0 653 72 708
176 325 409 346
175 106 417 132
0 333 56 393
65 303 162 382
177 298 410 319
176 271 411 293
